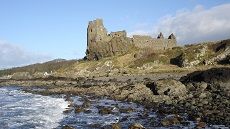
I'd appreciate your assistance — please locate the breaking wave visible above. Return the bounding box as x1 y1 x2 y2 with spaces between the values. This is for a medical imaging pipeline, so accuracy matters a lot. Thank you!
0 87 68 129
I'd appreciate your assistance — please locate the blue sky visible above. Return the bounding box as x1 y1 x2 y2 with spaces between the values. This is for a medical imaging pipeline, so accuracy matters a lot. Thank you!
0 0 230 68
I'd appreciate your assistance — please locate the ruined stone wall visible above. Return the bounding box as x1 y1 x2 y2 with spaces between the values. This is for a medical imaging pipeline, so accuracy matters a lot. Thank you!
86 19 177 60
132 34 177 50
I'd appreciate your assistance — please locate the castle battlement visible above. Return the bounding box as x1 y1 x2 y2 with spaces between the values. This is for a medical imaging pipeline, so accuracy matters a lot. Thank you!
86 19 177 60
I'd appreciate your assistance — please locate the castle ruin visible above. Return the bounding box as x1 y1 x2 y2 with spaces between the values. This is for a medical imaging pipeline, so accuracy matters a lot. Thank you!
86 19 177 60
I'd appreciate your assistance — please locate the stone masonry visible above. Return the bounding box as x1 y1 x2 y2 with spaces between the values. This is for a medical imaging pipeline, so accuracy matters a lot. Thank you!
86 19 177 60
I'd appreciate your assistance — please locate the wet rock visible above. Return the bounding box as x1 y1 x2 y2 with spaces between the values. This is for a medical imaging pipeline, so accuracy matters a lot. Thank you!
73 98 92 114
82 99 91 108
128 123 145 129
147 79 187 100
161 117 180 126
67 101 74 108
88 123 101 128
98 107 113 115
63 109 73 114
119 107 134 113
103 123 121 129
119 116 128 122
65 95 73 102
114 83 156 103
61 125 75 129
84 109 92 114
180 121 190 126
111 123 121 129
74 106 84 113
196 122 206 128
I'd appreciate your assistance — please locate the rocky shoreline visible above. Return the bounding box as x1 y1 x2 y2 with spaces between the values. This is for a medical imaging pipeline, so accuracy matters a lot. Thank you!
0 67 229 128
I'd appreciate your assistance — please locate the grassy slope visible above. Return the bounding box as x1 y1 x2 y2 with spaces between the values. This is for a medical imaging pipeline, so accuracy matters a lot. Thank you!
0 39 229 78
0 59 77 77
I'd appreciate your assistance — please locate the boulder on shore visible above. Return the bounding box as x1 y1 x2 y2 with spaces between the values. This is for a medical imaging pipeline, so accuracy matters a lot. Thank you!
146 79 187 100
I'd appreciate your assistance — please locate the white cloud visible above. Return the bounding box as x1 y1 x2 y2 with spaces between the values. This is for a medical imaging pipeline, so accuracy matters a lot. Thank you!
127 30 151 37
0 40 51 69
129 3 230 44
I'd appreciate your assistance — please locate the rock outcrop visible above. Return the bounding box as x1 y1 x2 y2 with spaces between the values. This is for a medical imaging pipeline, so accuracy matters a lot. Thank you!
147 79 187 100
175 45 208 67
175 39 230 67
206 39 230 65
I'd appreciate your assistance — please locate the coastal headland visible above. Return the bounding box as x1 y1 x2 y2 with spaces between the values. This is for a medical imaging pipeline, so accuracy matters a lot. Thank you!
0 19 229 128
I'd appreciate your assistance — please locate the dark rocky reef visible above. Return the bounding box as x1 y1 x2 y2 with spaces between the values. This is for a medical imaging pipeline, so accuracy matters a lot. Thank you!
180 67 230 83
179 67 230 126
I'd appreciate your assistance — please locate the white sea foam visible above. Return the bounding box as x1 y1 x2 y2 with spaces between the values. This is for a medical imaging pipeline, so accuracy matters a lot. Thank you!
0 87 68 129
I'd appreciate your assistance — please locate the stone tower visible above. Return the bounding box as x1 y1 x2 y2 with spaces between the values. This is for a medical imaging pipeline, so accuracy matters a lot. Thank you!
87 19 108 48
86 19 112 60
86 19 133 60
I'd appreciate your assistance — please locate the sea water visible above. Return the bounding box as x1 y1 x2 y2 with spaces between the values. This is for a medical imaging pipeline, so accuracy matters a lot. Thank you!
0 86 228 129
0 86 68 129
